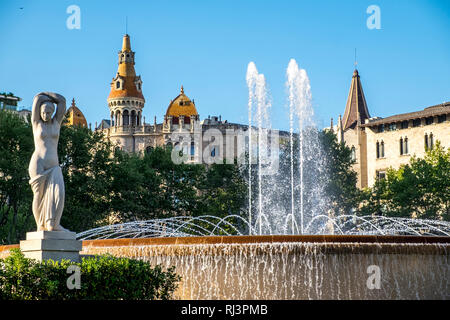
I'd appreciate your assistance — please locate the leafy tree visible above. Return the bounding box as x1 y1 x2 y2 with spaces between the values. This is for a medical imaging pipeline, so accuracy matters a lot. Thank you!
319 130 360 216
197 161 247 218
58 123 116 232
358 141 450 220
0 111 34 244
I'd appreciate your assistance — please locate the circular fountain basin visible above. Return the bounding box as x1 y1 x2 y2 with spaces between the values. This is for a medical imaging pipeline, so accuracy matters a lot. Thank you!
1 235 448 299
79 235 449 300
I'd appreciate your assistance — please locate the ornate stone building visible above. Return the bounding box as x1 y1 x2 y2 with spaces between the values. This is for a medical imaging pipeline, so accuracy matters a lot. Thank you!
98 34 284 163
331 69 449 188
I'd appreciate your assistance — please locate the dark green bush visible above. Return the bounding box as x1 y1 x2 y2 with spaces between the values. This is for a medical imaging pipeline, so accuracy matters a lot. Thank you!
0 249 180 300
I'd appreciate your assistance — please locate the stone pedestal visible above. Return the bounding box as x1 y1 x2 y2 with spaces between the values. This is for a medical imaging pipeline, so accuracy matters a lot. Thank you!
20 231 82 262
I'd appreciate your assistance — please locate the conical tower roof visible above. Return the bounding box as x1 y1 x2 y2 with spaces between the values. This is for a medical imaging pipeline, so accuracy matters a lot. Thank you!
342 69 370 130
108 34 144 100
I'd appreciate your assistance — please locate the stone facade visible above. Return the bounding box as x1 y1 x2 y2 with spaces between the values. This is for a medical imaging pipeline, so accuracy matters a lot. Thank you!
98 34 288 163
332 69 449 188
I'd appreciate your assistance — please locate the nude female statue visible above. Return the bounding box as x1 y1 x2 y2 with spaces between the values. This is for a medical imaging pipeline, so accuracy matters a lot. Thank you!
29 92 68 232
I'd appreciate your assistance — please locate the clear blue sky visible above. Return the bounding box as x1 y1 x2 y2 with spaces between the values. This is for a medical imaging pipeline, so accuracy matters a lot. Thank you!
1 0 449 130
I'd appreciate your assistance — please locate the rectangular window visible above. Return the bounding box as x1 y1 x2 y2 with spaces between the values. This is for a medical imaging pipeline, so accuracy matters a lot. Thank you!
425 134 433 150
376 142 380 159
400 138 409 155
376 171 386 180
425 117 434 125
399 138 403 155
413 119 421 127
351 147 356 162
401 120 408 129
438 114 446 123
389 123 397 131
378 124 385 133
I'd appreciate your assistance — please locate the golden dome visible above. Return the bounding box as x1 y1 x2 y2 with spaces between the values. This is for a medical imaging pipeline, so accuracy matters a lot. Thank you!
65 98 88 127
165 86 198 123
108 34 144 101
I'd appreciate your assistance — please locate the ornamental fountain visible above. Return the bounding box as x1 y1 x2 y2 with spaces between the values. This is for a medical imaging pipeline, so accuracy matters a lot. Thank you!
73 60 449 299
1 60 448 299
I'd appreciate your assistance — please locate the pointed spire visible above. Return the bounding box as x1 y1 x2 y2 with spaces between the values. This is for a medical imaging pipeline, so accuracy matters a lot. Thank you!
180 85 184 94
117 34 136 78
337 114 344 143
122 34 131 52
342 68 370 131
71 98 76 107
108 34 144 101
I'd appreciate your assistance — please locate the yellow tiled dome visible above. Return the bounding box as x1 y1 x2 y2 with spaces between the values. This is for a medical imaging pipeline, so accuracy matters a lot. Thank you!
65 98 87 127
165 86 198 123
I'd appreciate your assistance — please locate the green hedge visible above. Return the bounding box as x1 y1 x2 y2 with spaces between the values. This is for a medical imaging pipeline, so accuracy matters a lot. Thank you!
0 249 180 300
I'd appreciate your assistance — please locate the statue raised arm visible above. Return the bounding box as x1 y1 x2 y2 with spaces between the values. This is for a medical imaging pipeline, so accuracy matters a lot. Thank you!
29 92 68 232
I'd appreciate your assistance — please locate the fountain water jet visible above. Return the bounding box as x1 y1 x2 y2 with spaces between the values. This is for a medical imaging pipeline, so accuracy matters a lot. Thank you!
246 62 273 235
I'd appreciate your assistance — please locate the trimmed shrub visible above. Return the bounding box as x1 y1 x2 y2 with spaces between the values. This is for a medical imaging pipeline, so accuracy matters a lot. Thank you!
0 249 180 300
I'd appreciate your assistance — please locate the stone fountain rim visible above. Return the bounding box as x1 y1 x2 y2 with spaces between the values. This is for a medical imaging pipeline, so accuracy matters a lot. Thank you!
2 235 449 255
82 234 450 247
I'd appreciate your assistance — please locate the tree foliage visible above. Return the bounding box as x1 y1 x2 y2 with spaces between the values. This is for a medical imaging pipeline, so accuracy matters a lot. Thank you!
320 130 360 216
0 111 34 244
358 141 450 220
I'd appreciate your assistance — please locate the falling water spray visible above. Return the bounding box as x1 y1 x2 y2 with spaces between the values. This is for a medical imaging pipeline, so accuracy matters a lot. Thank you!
246 62 257 234
287 59 312 234
246 62 271 235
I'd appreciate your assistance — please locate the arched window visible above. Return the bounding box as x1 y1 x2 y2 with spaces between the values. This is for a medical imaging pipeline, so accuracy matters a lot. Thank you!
350 146 356 161
381 141 385 158
123 110 129 126
211 147 216 157
399 138 404 155
430 133 434 149
425 133 429 150
116 81 120 89
146 146 153 154
115 111 121 126
131 110 136 126
404 137 408 154
376 141 380 159
190 141 195 157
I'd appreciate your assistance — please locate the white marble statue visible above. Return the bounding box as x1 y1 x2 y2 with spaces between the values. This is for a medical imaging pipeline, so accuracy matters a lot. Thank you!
29 92 68 232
